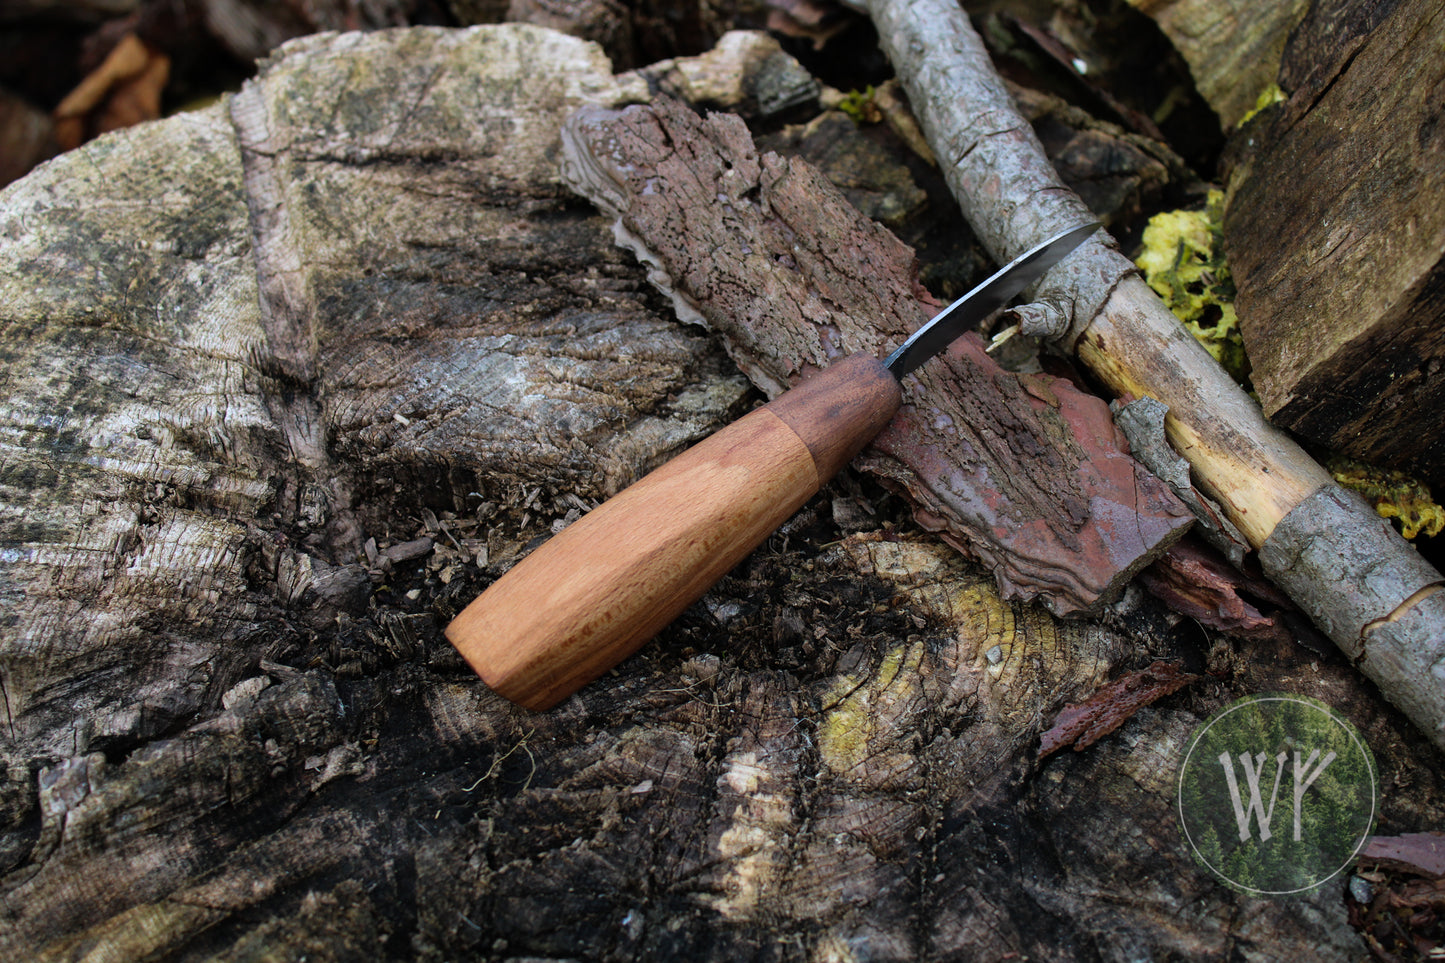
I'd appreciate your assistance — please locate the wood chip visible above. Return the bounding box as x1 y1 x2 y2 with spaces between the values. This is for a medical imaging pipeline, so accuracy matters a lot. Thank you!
1039 660 1199 757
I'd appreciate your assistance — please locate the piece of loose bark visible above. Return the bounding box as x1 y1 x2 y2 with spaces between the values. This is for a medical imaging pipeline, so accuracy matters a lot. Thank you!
561 96 1193 616
51 33 169 151
1362 833 1445 879
0 87 58 187
1225 0 1445 487
1038 660 1199 757
624 29 820 122
1112 394 1249 565
506 0 636 69
1137 538 1290 642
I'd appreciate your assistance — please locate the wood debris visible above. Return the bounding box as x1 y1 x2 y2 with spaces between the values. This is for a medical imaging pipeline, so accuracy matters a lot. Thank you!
1225 0 1445 487
1038 660 1200 757
52 33 169 151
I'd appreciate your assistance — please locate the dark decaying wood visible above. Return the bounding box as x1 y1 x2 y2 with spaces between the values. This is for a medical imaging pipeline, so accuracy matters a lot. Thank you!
0 89 58 188
561 96 1193 617
1224 0 1445 487
864 0 1445 751
1361 833 1445 878
1 23 1442 962
1037 659 1199 758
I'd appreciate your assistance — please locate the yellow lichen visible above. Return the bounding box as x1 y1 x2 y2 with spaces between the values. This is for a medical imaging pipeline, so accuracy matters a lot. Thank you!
1330 457 1445 540
1135 189 1250 385
1238 83 1286 126
816 642 922 780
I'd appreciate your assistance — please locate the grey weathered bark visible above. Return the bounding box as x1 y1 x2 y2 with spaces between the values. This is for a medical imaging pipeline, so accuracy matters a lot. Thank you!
864 0 1445 751
0 22 1440 962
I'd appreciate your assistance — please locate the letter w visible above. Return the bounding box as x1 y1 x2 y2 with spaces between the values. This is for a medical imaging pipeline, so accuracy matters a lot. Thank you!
1218 751 1288 842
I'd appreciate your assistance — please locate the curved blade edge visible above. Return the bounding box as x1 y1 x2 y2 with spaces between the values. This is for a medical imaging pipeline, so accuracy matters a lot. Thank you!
883 222 1100 378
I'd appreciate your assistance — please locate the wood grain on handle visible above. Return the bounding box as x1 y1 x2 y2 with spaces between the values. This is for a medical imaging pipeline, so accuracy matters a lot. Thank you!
445 354 903 709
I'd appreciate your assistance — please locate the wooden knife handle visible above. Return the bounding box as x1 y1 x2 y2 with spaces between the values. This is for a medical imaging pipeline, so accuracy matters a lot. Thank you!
444 353 902 710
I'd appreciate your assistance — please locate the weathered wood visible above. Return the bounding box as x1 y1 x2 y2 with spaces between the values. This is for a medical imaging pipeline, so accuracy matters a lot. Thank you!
1 24 1441 962
1123 0 1308 130
447 355 902 709
561 96 1193 617
1224 0 1445 486
625 29 820 121
864 0 1445 750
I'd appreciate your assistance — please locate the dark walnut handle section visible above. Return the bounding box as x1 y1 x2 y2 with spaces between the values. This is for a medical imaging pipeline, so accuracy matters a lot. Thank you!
445 354 903 710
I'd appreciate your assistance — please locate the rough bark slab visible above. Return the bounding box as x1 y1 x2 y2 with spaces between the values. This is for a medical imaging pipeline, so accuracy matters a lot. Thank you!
1225 0 1445 485
0 23 1441 963
1123 0 1308 130
561 96 1192 617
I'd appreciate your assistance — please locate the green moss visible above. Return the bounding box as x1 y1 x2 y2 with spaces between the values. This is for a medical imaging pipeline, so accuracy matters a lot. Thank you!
1135 189 1250 385
1329 458 1445 540
836 86 879 124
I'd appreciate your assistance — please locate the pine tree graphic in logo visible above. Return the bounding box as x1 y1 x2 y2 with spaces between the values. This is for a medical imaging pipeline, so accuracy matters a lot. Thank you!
1177 694 1377 895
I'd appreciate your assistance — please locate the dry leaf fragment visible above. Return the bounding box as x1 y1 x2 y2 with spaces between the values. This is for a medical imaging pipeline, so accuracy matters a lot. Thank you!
1039 660 1199 758
765 0 854 48
53 33 170 151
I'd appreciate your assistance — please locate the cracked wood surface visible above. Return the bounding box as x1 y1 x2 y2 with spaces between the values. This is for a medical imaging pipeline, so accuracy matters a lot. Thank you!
0 23 1441 962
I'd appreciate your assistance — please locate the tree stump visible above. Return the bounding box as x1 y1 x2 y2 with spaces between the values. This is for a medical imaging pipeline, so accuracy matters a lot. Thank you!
0 24 1440 961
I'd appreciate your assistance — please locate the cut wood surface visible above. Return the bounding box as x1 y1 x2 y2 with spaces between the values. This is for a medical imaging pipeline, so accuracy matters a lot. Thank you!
0 22 1442 963
1224 0 1445 486
561 96 1193 617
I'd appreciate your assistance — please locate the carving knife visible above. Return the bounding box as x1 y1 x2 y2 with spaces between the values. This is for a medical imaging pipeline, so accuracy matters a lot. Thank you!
446 222 1100 709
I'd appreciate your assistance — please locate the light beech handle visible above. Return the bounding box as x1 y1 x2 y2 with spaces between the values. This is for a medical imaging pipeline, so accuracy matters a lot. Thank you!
445 354 903 709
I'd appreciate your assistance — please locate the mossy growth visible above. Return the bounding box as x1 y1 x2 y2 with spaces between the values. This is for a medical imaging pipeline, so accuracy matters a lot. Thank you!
1135 189 1250 385
1330 457 1445 540
836 86 881 124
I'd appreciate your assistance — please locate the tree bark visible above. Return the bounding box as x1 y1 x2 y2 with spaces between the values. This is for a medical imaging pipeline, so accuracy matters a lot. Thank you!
0 22 1440 962
864 0 1445 752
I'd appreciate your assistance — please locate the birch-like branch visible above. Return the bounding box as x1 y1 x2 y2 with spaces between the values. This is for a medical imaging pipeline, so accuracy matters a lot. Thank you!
865 0 1445 751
